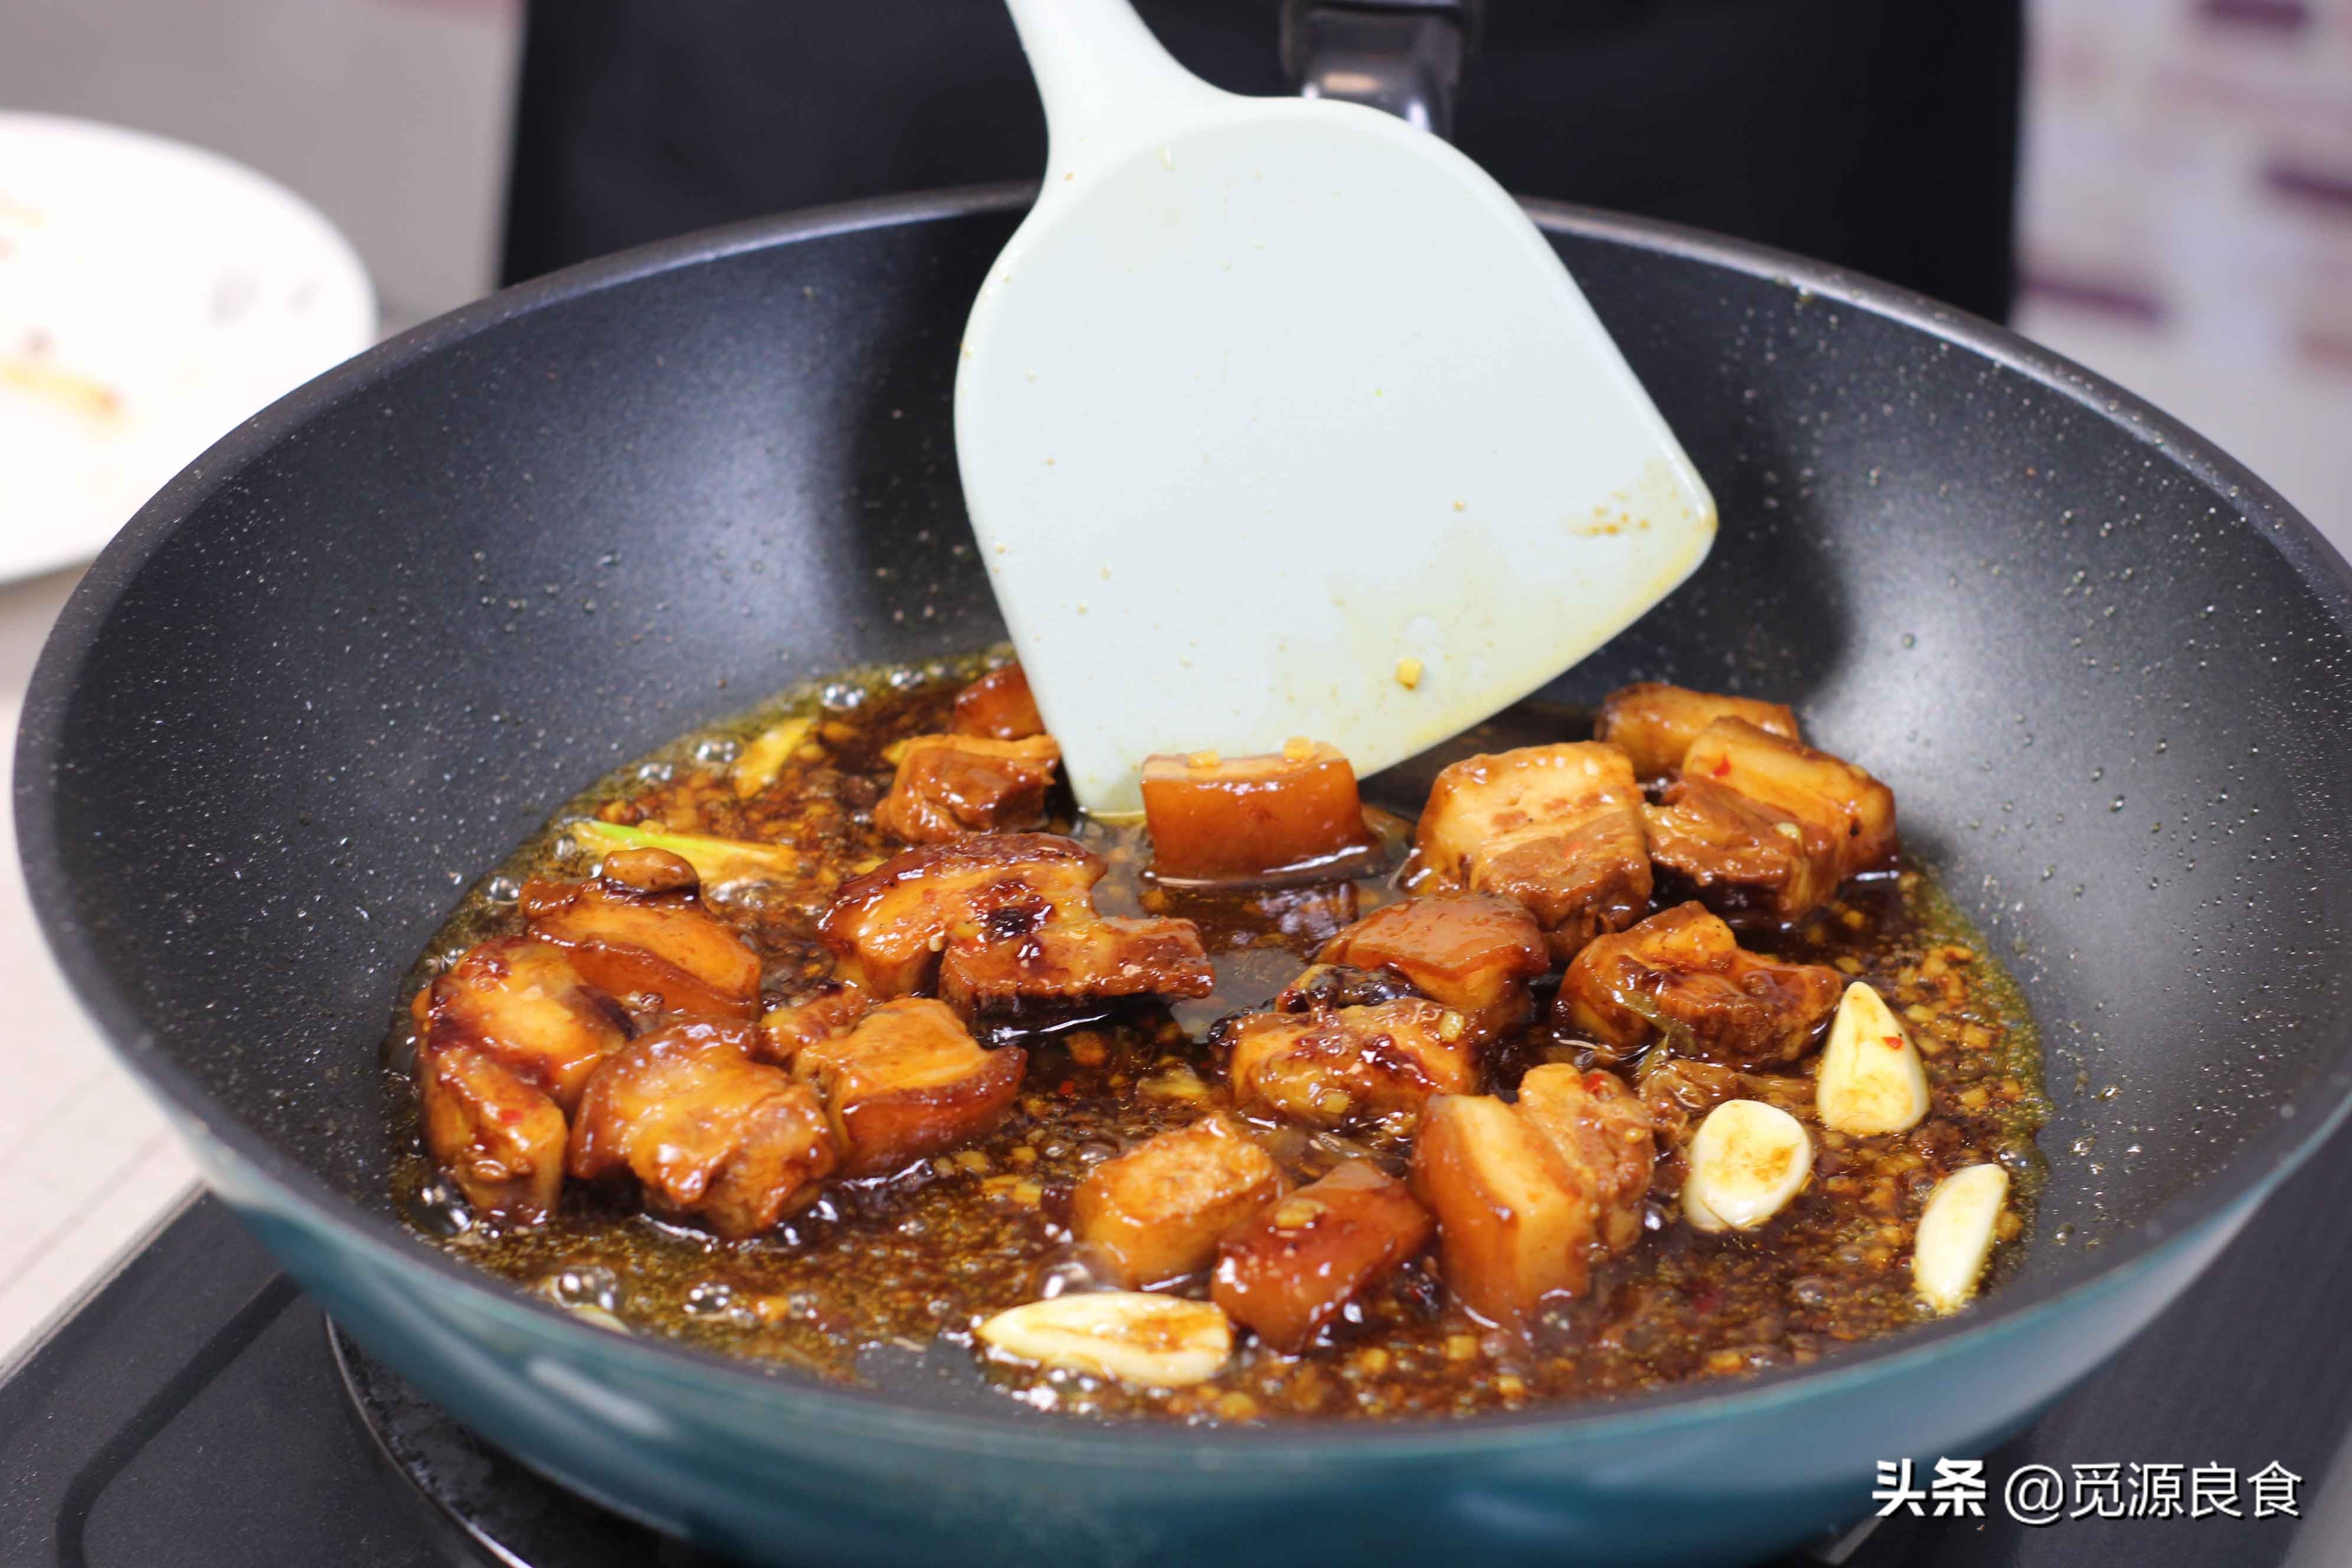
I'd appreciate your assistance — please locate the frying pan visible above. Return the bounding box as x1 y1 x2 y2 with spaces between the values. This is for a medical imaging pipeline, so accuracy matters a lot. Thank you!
18 185 2352 1566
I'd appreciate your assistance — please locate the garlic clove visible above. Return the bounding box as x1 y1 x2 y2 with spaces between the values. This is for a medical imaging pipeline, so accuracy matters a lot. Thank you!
1912 1162 2010 1314
975 1292 1233 1386
1683 1099 1813 1233
1815 981 1931 1136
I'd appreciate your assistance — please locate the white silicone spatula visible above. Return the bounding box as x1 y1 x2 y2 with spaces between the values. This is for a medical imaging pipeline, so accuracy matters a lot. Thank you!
956 0 1716 816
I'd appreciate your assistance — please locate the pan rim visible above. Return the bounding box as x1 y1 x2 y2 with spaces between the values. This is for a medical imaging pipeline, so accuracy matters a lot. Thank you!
18 181 2352 1461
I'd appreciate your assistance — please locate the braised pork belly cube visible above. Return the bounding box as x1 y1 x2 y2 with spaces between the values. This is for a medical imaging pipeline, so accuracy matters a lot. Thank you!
873 734 1061 845
411 937 628 1112
1686 720 1896 870
599 844 701 894
937 914 1213 1015
1226 996 1476 1135
757 982 871 1065
1555 901 1841 1067
1315 893 1549 1046
821 832 1211 1014
522 853 760 1021
1514 1064 1657 1256
791 998 1026 1177
1413 743 1651 962
419 1043 569 1223
1409 1074 1654 1328
1141 740 1378 883
952 662 1046 740
1275 963 1421 1014
567 1020 838 1239
1648 718 1898 924
818 834 1104 997
1212 1162 1433 1353
1635 1054 1753 1141
1072 1113 1286 1288
1409 1094 1595 1328
1644 775 1837 927
1594 681 1799 781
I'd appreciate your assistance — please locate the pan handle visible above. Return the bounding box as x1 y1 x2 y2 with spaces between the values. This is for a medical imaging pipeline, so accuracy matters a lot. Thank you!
1278 0 1482 141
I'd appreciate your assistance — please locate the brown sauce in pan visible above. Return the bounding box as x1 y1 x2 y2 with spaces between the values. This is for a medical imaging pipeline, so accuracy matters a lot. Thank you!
388 655 2048 1423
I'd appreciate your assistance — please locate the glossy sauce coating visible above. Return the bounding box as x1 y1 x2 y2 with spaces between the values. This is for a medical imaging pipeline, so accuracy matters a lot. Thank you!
390 660 2048 1424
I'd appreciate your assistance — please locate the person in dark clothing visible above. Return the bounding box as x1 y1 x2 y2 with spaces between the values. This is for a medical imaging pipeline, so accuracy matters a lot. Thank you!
503 2 2021 323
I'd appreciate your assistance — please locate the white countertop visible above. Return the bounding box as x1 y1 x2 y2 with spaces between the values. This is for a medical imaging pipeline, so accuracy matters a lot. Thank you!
0 564 198 1366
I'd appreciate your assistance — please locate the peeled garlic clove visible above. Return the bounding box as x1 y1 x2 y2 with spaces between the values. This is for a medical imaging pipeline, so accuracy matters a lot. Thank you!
1913 1162 2010 1313
975 1292 1233 1386
1815 981 1931 1136
1683 1099 1813 1233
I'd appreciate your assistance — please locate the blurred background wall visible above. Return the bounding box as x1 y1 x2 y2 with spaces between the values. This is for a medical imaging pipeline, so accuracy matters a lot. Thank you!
0 0 519 335
0 0 2347 543
2017 0 2352 550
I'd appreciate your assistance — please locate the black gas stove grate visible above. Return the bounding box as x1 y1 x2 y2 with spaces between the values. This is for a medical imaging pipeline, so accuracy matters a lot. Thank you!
5 1145 2348 1568
332 1319 725 1567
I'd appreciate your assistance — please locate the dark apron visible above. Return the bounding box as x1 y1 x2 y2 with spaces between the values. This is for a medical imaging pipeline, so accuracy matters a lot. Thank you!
504 1 2020 322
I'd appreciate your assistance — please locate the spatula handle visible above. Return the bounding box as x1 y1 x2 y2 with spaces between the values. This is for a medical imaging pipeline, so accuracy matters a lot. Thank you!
1002 0 1213 164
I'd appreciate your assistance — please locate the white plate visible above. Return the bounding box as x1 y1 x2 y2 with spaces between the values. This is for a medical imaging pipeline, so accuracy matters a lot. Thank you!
0 113 375 584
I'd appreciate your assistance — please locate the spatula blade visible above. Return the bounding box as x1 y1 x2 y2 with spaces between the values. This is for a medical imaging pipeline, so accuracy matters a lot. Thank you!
957 99 1714 814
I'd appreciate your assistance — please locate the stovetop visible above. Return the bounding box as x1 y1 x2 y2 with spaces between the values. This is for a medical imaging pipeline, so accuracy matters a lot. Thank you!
6 1125 2352 1567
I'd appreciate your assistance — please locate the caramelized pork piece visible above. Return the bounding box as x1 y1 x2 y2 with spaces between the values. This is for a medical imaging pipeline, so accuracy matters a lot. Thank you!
1225 997 1475 1134
568 1021 838 1239
1413 743 1650 962
873 734 1061 844
1212 1162 1433 1353
1644 776 1836 927
1315 893 1549 1046
1409 1071 1658 1328
1686 720 1896 871
411 937 628 1111
756 982 871 1065
819 833 1212 1014
522 852 761 1021
1514 1064 1657 1256
1141 740 1379 883
1594 681 1800 781
792 998 1026 1177
1556 901 1841 1066
1635 1054 1752 1140
1409 1094 1593 1328
1072 1113 1286 1287
1275 963 1420 1013
1647 718 1897 924
938 914 1213 1015
418 1043 569 1223
818 835 1103 997
600 844 701 892
952 663 1046 740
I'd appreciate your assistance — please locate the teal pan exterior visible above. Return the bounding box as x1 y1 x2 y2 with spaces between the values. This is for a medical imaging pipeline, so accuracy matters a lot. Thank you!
22 188 2352 1564
194 1110 2268 1567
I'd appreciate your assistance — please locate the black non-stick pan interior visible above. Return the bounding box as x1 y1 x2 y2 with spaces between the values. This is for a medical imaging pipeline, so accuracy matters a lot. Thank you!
25 190 2352 1393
